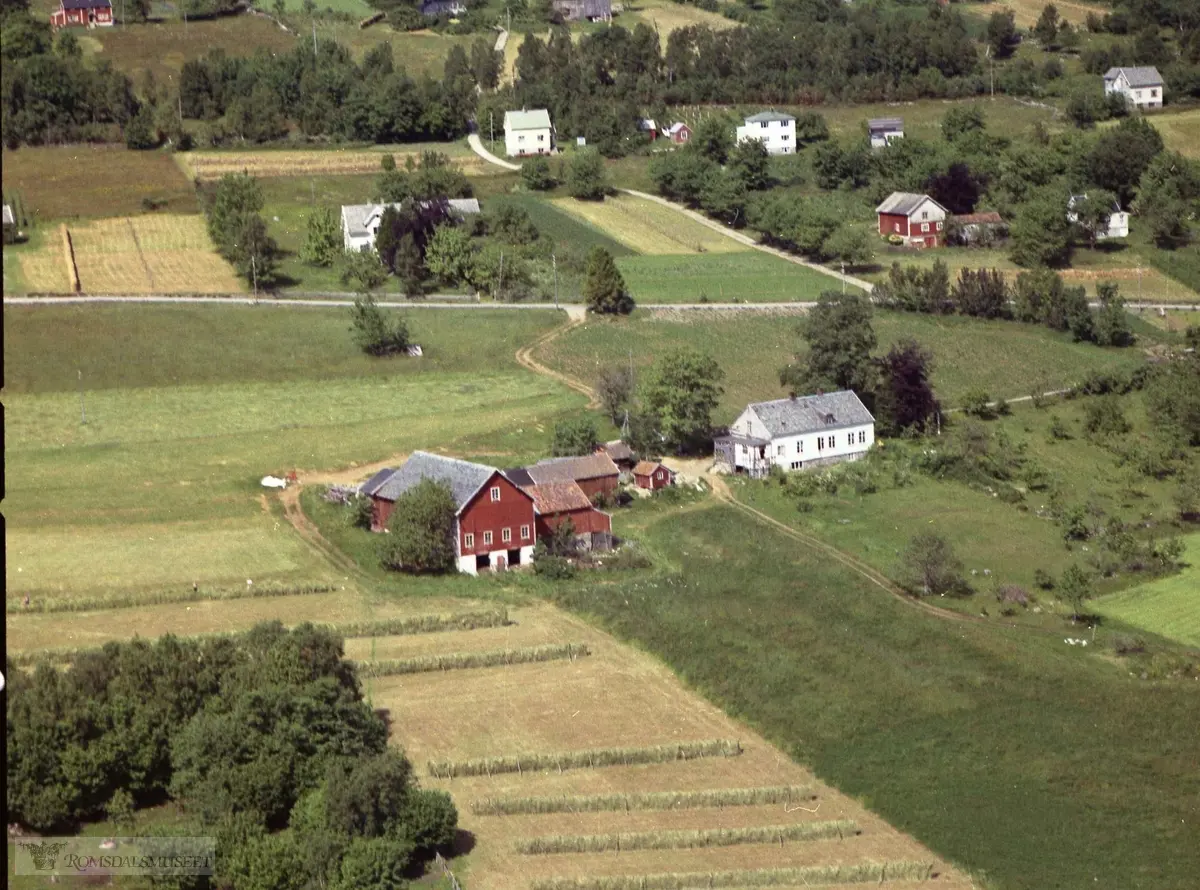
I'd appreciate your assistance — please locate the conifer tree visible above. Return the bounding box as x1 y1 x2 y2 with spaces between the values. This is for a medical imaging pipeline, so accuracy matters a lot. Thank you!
583 247 634 315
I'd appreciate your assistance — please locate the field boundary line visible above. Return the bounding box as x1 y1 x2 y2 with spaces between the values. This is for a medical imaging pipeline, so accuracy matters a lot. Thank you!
126 218 156 290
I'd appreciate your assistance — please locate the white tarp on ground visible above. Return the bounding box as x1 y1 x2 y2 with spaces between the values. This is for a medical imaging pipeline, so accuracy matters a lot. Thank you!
261 476 288 488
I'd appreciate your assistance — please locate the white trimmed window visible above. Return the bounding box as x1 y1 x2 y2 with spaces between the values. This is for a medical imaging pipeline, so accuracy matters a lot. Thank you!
464 533 474 548
797 441 802 453
483 530 493 546
848 433 853 446
520 524 530 540
921 223 929 233
859 430 867 444
502 527 512 543
490 486 501 502
817 437 825 450
777 445 784 455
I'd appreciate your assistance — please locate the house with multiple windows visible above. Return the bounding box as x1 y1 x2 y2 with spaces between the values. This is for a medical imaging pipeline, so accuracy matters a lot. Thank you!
1067 194 1129 240
340 199 481 252
714 392 875 477
1103 66 1164 110
503 108 555 157
735 111 796 155
876 192 948 248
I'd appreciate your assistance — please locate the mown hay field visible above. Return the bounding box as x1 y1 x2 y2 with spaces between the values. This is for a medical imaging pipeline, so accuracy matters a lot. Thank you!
68 215 243 294
178 143 488 181
551 195 748 255
970 0 1104 27
617 252 854 302
626 0 741 49
1094 533 1200 647
5 228 72 293
1 145 199 220
535 310 1149 420
364 603 969 890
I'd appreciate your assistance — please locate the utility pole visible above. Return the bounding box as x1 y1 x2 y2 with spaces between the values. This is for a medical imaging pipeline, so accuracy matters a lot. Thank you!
78 369 87 425
552 252 558 309
312 21 318 58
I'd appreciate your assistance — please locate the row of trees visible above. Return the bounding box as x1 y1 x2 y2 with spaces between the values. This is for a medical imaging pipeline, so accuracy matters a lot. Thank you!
7 623 456 889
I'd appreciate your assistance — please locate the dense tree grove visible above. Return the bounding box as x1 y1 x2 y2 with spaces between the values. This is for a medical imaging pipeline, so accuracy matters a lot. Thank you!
7 623 456 888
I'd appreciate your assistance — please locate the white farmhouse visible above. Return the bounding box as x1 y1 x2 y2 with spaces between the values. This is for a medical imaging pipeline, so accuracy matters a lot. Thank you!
735 111 796 155
867 117 904 149
341 199 481 252
503 108 554 158
715 391 875 477
1103 66 1164 110
1067 194 1129 240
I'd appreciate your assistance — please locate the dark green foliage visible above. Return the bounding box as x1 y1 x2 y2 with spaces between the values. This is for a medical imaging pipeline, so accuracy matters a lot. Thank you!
650 150 720 206
700 171 748 226
642 348 725 454
1087 117 1164 207
400 789 458 855
566 149 608 200
301 206 342 268
941 105 984 143
380 479 457 574
1145 348 1200 446
874 339 938 436
349 295 411 357
521 156 555 190
781 291 876 395
899 532 966 596
332 836 415 890
728 138 771 191
812 139 871 190
553 417 600 456
1010 193 1072 268
205 173 278 286
323 750 416 839
124 104 159 150
1093 281 1133 348
1057 563 1092 620
986 9 1018 59
584 247 634 315
960 388 994 419
1068 190 1120 248
952 268 1008 319
342 250 388 293
1083 395 1131 436
692 114 735 164
1133 152 1200 249
873 262 953 314
487 203 540 245
1033 3 1060 47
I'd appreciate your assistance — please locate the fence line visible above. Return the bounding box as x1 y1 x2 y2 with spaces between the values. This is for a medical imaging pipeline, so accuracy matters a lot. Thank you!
434 852 463 890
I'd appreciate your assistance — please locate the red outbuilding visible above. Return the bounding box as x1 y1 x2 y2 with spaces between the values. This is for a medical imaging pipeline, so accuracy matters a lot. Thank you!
51 0 113 29
633 460 674 491
362 452 536 574
665 123 691 145
527 452 620 500
524 482 612 550
876 192 948 248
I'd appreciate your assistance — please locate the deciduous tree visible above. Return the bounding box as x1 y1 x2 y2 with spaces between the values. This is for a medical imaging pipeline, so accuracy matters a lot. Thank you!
301 206 341 267
641 349 724 454
874 339 939 435
596 365 635 425
566 148 608 200
552 418 600 456
349 295 411 356
780 291 876 395
380 479 457 574
900 533 966 597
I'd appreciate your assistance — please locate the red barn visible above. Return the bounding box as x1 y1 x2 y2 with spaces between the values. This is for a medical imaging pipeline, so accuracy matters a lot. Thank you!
527 452 620 500
875 192 947 248
524 482 612 551
361 452 536 574
633 460 674 491
51 0 113 29
665 123 691 145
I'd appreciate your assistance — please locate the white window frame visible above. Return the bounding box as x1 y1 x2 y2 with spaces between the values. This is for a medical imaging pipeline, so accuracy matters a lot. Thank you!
490 486 501 502
502 527 511 543
797 441 803 453
520 524 530 540
483 530 493 546
464 532 474 548
777 444 784 456
859 430 867 444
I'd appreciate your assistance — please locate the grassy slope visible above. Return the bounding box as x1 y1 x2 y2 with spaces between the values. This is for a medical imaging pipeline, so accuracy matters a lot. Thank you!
1094 533 1200 646
537 311 1150 420
553 502 1200 890
617 252 853 303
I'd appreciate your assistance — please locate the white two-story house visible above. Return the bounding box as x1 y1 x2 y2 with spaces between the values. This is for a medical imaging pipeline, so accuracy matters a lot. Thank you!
1103 67 1164 110
735 111 796 155
715 391 875 477
503 108 555 158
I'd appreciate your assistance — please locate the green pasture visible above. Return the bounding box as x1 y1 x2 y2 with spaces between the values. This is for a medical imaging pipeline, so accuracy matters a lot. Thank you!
281 0 374 14
617 251 852 303
1095 534 1200 647
537 310 1150 421
501 194 636 258
557 502 1200 890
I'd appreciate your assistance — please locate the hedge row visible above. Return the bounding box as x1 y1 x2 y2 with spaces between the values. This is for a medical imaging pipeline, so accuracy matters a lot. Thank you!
472 785 816 816
529 861 937 890
516 820 859 854
339 608 510 638
429 739 743 779
354 643 589 677
7 582 338 615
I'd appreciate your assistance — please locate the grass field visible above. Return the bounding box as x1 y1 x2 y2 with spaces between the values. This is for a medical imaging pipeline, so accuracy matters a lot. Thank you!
1 145 198 221
819 96 1061 143
178 142 487 181
362 602 968 890
501 195 636 258
1094 533 1200 647
549 500 1200 890
67 215 242 294
616 252 852 302
4 226 72 293
551 195 747 255
537 310 1150 419
1098 107 1200 161
278 0 372 13
315 24 475 77
625 0 740 49
970 0 1105 27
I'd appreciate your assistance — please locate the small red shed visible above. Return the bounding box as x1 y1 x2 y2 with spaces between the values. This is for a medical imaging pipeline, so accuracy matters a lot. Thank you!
51 0 113 29
633 460 674 491
666 123 691 145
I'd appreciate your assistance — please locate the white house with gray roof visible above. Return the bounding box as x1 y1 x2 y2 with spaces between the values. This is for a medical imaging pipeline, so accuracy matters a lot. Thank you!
1103 66 1164 109
867 117 904 149
341 199 481 252
736 111 796 155
715 392 875 477
503 108 554 158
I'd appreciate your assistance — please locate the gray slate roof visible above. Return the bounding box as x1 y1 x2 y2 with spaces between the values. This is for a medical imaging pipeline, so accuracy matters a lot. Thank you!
553 0 612 18
2 204 13 226
504 109 552 131
876 192 943 216
749 391 874 437
360 468 397 497
868 117 904 132
502 467 535 488
744 111 796 124
1104 66 1163 87
341 199 480 240
370 451 501 511
528 453 620 484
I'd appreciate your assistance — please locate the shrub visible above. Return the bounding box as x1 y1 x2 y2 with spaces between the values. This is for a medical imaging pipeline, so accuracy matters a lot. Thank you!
1083 395 1131 436
961 389 994 418
1047 415 1072 440
1112 634 1146 656
995 584 1030 607
533 546 576 580
1034 568 1056 590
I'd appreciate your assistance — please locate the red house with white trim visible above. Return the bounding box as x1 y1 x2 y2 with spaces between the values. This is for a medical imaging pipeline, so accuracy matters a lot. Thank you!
361 452 536 574
876 192 947 248
51 0 113 29
666 123 691 145
633 460 674 491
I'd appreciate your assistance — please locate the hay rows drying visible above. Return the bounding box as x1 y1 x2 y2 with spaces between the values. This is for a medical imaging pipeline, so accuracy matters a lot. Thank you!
429 739 742 779
529 861 937 890
7 582 337 615
355 643 589 678
516 820 860 855
339 608 509 639
7 607 508 666
472 785 816 816
181 150 489 181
